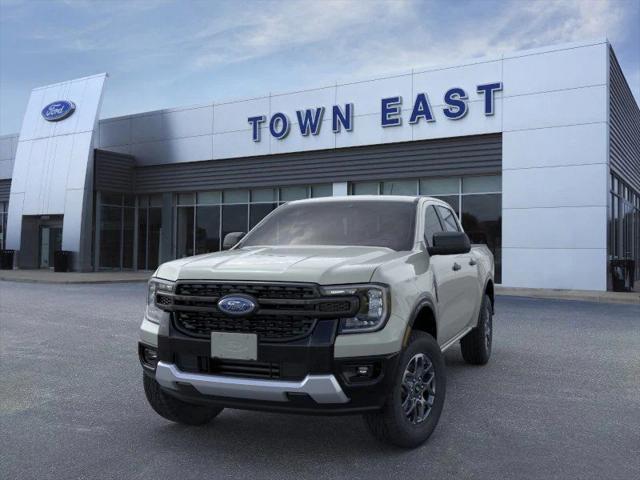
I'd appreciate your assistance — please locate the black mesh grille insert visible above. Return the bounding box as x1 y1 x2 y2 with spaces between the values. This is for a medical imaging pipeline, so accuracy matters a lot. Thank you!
174 311 316 341
175 283 317 300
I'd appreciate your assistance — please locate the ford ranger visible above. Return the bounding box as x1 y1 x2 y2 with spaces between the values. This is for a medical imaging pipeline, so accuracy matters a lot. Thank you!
139 196 495 448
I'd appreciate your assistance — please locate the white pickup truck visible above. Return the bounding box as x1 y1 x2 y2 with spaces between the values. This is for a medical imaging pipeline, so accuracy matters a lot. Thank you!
139 196 495 448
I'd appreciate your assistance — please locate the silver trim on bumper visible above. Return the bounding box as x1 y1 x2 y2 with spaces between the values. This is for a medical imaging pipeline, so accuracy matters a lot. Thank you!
155 361 349 404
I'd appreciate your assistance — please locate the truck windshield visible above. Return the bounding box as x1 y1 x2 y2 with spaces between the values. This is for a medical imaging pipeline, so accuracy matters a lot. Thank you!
240 200 416 251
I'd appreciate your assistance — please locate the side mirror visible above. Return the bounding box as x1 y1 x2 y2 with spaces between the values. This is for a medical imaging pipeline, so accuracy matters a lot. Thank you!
427 231 471 255
222 232 246 250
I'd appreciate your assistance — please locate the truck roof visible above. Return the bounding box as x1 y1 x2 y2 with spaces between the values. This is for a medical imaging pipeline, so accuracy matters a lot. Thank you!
287 195 422 205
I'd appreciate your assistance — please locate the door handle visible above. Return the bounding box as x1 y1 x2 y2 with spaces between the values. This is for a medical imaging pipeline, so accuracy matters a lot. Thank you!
452 262 461 271
469 259 477 266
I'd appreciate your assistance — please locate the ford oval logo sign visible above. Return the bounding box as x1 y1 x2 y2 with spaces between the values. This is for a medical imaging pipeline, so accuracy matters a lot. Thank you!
41 100 76 122
217 295 257 317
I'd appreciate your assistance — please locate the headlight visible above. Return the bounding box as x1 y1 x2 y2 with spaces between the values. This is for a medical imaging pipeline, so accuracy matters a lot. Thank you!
146 278 174 324
320 284 390 334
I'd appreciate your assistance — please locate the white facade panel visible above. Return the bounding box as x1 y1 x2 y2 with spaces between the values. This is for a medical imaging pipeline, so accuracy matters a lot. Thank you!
99 118 131 147
0 159 13 179
503 85 607 131
0 135 17 160
413 60 503 107
131 134 213 166
271 86 336 117
335 74 412 116
503 164 608 209
214 97 270 134
503 43 607 97
131 113 164 143
503 206 607 250
412 99 502 141
61 188 85 250
66 131 94 190
213 128 270 159
335 112 411 149
503 123 608 170
163 106 213 139
502 248 607 291
270 118 335 154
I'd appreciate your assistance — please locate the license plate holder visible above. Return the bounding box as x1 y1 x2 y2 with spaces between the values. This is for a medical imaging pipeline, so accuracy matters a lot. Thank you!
210 332 257 361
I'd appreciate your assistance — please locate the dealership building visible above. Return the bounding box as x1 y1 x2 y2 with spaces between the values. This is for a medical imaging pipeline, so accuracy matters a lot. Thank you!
0 39 638 291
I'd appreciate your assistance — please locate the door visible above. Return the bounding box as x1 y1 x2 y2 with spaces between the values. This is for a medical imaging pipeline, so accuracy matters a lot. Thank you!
39 225 62 269
434 205 481 335
40 226 50 268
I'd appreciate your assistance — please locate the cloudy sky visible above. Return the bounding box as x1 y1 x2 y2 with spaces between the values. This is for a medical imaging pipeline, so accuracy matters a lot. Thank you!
0 0 638 134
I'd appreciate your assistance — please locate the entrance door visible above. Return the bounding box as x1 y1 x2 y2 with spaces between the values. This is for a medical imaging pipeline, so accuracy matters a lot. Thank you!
40 226 62 268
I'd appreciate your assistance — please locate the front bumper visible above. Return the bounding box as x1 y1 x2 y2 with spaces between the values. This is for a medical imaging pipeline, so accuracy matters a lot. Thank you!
140 316 400 415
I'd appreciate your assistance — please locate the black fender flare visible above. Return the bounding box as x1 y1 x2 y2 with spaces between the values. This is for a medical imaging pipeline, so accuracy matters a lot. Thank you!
402 294 438 346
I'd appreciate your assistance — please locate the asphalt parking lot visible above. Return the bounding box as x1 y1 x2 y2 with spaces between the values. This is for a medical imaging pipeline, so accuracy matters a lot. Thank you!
1 281 638 480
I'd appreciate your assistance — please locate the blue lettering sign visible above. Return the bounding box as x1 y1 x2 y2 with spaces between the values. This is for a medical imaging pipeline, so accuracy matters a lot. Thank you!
477 82 503 116
332 104 353 133
443 88 468 120
409 93 435 124
248 115 266 142
269 113 290 140
381 96 402 127
296 107 325 136
247 82 502 140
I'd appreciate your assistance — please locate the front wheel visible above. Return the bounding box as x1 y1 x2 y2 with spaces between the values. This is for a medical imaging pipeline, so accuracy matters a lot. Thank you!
363 331 446 448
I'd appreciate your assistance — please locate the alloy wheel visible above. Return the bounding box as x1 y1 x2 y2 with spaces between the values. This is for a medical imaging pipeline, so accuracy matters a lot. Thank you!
400 353 436 424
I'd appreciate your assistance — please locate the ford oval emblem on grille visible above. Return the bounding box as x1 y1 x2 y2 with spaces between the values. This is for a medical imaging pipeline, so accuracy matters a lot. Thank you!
217 295 257 317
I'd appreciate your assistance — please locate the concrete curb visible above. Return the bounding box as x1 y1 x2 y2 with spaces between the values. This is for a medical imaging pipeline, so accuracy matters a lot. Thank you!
496 287 640 305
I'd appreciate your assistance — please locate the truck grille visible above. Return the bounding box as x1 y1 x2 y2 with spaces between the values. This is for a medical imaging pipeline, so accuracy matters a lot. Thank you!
174 311 316 341
160 282 358 342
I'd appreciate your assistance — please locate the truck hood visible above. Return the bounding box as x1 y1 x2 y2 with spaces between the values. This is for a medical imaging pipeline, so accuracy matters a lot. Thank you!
154 246 407 284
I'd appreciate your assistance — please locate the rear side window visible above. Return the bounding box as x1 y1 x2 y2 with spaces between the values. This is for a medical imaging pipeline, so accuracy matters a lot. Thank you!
436 206 460 232
424 205 444 246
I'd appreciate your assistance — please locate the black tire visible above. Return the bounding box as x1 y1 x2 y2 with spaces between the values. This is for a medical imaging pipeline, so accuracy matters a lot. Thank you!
143 374 223 426
363 331 446 448
460 294 493 365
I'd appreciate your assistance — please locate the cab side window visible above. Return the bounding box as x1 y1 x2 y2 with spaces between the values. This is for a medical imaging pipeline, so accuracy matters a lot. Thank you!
436 206 460 232
424 205 444 246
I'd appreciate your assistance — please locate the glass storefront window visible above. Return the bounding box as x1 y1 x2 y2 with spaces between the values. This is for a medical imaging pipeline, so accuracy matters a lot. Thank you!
177 193 195 205
122 207 135 268
0 202 6 250
99 205 122 269
461 194 502 282
176 206 195 258
382 180 417 195
251 188 277 203
351 181 379 195
224 189 249 204
420 178 459 195
311 184 332 197
462 175 501 193
280 186 308 202
197 191 221 205
196 205 221 254
222 204 248 241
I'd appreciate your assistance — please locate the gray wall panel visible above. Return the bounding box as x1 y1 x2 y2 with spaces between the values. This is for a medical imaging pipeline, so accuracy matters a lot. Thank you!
0 179 11 202
609 47 640 193
134 134 501 193
94 149 135 193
